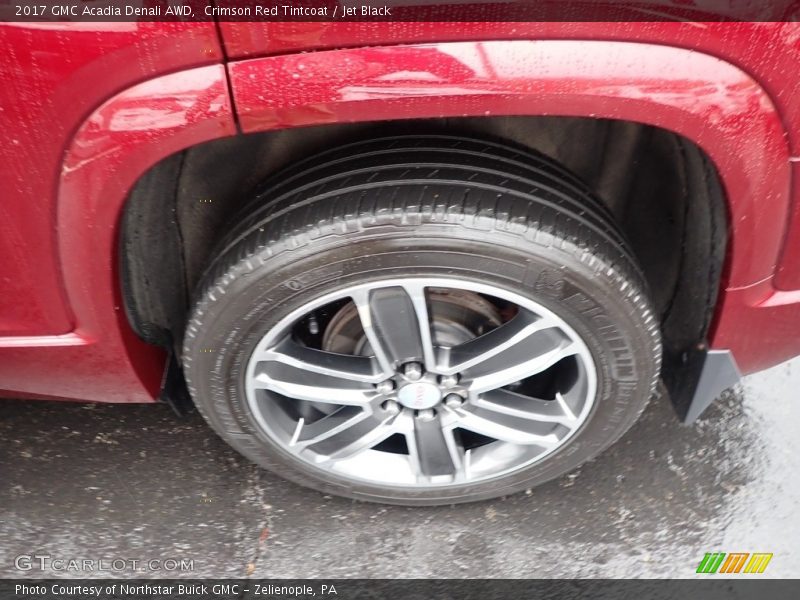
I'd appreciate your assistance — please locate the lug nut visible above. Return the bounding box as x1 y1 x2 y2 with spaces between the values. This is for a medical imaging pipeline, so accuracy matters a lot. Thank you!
382 400 401 415
439 374 459 388
375 380 395 394
444 393 464 409
403 362 423 381
417 408 436 421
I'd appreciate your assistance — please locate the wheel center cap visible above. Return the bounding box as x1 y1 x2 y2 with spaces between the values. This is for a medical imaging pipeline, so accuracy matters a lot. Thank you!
397 381 441 409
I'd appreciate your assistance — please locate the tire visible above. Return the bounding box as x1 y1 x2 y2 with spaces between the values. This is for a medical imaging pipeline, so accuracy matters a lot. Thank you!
183 135 661 505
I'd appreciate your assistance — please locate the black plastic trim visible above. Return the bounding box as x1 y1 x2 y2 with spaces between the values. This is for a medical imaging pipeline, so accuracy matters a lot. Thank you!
664 344 741 423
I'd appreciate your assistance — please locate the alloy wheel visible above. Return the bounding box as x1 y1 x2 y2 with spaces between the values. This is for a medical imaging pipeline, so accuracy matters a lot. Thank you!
245 278 597 488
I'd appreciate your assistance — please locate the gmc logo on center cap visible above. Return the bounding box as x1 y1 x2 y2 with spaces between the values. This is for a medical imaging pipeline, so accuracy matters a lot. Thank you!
398 382 440 409
415 385 425 406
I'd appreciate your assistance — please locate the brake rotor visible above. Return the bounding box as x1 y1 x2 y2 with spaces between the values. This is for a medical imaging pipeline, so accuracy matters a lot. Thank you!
322 287 504 355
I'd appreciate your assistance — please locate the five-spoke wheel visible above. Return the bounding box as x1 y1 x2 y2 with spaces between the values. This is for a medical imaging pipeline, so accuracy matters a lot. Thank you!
246 280 596 486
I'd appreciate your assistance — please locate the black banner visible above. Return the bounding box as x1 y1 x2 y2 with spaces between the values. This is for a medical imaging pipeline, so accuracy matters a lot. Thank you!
3 580 800 600
1 0 800 22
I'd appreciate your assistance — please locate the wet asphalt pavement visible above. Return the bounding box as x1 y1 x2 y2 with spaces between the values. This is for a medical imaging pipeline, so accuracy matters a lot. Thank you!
1 358 798 579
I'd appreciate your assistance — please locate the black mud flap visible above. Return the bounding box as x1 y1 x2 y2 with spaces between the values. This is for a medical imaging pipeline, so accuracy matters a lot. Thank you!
158 349 194 417
663 344 741 423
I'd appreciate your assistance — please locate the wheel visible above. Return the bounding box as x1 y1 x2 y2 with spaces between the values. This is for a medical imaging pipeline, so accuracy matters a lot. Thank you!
183 135 661 505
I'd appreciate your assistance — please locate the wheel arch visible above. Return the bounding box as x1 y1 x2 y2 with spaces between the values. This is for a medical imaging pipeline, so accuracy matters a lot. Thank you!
56 39 790 403
47 64 237 403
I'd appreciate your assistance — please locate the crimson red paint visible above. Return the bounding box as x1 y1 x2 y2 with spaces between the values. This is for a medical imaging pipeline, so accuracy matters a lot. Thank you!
1 19 799 403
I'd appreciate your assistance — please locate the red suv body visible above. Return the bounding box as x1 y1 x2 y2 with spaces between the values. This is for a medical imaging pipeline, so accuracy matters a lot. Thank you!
1 13 799 407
